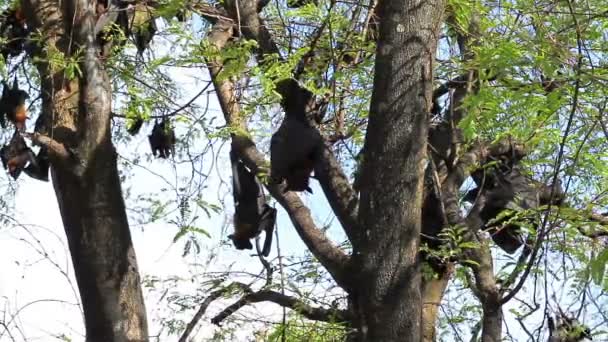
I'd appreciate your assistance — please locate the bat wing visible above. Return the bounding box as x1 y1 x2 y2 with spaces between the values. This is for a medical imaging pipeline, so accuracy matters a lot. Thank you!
259 206 277 257
24 147 49 182
0 145 9 169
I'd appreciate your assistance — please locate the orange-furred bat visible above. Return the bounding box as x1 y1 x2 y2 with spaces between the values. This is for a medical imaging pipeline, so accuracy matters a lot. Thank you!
0 130 36 180
0 8 29 60
0 79 29 131
229 149 277 257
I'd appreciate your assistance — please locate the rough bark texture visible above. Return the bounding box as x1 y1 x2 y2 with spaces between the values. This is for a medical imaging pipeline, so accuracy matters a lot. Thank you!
353 0 445 340
21 0 149 340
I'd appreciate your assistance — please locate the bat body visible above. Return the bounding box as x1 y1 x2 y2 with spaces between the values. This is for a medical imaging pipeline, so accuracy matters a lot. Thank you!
0 130 36 180
229 150 277 257
148 119 175 158
270 82 323 193
127 117 144 135
129 4 157 55
0 79 29 131
0 8 28 60
24 147 50 181
465 165 564 254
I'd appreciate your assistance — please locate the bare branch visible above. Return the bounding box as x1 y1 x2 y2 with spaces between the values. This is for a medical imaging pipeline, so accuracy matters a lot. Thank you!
178 288 232 342
24 132 71 160
211 287 350 325
190 2 233 23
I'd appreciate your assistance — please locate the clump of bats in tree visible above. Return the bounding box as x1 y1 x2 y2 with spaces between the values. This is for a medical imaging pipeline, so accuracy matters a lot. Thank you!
0 1 185 182
463 146 566 254
0 77 49 182
227 78 323 255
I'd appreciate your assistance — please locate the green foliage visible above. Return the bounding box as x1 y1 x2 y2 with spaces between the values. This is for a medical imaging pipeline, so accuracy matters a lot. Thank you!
589 247 608 288
421 225 480 266
265 317 346 342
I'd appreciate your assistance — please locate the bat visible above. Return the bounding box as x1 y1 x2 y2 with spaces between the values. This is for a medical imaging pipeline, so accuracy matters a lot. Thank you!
127 117 144 135
0 8 28 60
148 118 175 158
229 149 277 257
0 78 29 131
270 80 323 193
24 147 49 182
0 130 36 180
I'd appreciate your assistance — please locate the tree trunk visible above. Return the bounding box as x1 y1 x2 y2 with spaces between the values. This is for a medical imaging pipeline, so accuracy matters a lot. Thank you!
22 0 149 340
354 0 445 340
481 302 503 342
422 266 453 342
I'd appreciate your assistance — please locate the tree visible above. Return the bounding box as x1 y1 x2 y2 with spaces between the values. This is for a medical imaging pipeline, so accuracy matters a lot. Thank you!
2 0 150 341
3 0 608 341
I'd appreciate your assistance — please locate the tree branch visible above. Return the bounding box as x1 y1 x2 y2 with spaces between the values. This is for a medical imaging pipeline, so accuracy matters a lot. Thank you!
211 287 350 325
24 132 72 161
178 287 232 342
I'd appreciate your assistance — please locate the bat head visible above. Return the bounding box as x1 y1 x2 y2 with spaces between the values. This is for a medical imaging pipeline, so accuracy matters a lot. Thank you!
228 234 253 250
14 89 29 104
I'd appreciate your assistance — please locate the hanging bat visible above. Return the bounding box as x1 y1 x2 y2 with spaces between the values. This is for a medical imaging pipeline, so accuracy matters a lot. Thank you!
465 166 553 254
0 130 36 180
130 4 157 55
148 118 175 158
229 149 277 257
0 8 28 60
24 147 49 181
0 78 29 131
127 117 144 135
270 80 323 193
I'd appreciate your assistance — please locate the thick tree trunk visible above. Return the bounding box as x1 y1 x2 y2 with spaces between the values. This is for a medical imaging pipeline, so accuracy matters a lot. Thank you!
22 0 149 340
481 302 503 342
354 0 445 340
52 141 149 342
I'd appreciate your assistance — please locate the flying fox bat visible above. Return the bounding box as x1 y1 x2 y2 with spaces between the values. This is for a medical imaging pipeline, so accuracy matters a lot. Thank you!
229 149 277 257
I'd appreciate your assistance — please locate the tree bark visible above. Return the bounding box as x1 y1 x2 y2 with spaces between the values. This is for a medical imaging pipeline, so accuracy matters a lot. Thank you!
22 0 149 340
422 265 453 342
354 0 445 340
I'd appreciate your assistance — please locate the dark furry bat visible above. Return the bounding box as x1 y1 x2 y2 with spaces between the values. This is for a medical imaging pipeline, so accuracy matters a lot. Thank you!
464 166 565 254
0 8 28 60
270 79 323 193
24 147 49 182
0 130 36 180
148 118 175 158
127 117 144 136
229 149 277 257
